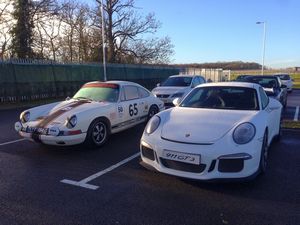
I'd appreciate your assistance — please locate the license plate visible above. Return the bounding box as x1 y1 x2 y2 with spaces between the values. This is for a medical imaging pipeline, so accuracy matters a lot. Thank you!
22 126 48 135
162 150 200 165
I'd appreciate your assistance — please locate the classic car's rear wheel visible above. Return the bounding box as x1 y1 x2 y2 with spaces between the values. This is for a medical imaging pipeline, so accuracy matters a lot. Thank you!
147 105 159 121
85 118 110 147
259 131 269 174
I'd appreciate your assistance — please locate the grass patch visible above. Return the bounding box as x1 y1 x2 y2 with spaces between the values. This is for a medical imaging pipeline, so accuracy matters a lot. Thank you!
282 120 300 129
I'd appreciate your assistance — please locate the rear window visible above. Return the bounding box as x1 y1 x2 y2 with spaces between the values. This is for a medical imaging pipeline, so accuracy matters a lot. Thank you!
161 76 192 87
246 77 279 88
180 86 259 110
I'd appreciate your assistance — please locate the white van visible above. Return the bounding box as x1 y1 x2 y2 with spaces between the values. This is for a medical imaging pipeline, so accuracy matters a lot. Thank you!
152 75 206 108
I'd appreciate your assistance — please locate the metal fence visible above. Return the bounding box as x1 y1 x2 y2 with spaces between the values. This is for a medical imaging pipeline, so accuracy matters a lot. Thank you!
0 60 180 103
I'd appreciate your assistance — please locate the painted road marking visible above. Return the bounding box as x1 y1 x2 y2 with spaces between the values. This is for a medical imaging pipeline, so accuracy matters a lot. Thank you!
61 152 140 190
294 106 299 121
0 138 26 146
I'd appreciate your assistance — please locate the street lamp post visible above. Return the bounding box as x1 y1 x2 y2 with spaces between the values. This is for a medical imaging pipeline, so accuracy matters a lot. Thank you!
256 21 266 75
100 0 107 81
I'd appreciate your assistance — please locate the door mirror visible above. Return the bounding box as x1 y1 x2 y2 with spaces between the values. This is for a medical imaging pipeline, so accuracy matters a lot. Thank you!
65 96 71 101
156 83 160 87
173 98 181 107
281 84 287 88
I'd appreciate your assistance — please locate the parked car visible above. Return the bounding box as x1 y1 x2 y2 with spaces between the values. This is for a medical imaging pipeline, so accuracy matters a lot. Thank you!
235 74 252 81
244 75 287 108
15 81 164 147
151 75 206 108
274 74 293 92
140 82 282 180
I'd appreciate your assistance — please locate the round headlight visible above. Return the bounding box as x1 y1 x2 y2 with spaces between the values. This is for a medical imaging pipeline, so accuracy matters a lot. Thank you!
66 115 77 129
20 111 30 123
233 122 256 144
145 115 161 135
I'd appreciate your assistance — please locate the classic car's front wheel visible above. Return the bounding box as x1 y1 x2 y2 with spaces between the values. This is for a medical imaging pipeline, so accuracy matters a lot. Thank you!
85 118 110 148
147 105 159 121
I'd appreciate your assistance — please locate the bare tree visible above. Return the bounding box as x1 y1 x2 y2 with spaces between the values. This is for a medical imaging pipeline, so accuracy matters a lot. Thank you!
0 0 14 59
95 0 173 64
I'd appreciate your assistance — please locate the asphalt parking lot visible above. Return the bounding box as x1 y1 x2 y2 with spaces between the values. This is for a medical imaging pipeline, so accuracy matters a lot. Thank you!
0 91 299 225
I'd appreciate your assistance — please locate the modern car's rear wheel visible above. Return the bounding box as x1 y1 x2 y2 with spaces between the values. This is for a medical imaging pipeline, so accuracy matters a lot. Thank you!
147 105 159 121
259 131 269 174
85 118 109 148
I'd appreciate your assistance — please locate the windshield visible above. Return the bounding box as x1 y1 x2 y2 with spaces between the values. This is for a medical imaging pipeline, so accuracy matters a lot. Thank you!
276 74 290 80
180 86 259 110
73 83 120 102
161 77 192 87
245 77 279 89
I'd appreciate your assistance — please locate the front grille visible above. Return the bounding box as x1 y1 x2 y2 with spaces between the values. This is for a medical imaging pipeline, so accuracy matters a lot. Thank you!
160 158 206 173
141 145 155 161
157 94 170 98
218 159 244 172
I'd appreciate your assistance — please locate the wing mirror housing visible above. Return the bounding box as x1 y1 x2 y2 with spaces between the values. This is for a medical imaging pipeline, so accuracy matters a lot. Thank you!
156 83 161 87
281 84 287 89
173 98 181 107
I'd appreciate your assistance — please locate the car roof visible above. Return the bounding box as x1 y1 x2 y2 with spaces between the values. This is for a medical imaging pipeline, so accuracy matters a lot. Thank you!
85 80 143 87
198 81 259 89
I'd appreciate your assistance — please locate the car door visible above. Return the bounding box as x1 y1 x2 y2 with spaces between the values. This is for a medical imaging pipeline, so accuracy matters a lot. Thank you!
118 85 144 128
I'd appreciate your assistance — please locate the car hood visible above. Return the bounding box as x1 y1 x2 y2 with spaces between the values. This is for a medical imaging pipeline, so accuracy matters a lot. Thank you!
160 107 257 144
152 86 188 95
30 100 112 127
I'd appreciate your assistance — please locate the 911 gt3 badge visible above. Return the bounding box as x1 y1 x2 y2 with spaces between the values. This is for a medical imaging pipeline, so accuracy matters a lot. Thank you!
185 133 191 137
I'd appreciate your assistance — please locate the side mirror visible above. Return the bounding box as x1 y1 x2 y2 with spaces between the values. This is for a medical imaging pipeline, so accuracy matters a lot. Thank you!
281 84 287 89
173 98 181 107
66 96 71 101
156 83 160 87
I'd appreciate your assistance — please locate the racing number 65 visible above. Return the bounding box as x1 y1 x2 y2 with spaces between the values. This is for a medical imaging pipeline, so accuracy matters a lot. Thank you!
129 103 138 116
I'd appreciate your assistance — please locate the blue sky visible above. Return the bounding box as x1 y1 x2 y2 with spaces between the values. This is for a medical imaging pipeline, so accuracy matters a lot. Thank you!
86 0 300 68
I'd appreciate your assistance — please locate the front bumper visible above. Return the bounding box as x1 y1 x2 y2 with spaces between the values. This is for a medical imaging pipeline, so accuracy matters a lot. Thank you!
140 135 262 180
19 130 86 146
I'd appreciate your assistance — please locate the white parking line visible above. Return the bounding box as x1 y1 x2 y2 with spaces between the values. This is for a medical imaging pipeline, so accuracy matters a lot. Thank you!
0 138 26 146
294 106 299 121
61 152 140 190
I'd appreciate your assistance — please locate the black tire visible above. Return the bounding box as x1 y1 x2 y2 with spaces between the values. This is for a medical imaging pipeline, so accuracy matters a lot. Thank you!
147 105 159 121
85 118 110 148
259 131 269 174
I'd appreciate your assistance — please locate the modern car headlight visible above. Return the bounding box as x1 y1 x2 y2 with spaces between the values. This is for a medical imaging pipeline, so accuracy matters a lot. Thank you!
65 115 77 129
233 122 256 144
172 92 184 98
145 115 161 135
20 111 30 123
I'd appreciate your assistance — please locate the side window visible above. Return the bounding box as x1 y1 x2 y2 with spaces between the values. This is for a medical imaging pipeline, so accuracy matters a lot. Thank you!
192 77 199 87
138 87 150 98
259 87 269 109
199 77 205 84
124 86 139 100
120 87 126 101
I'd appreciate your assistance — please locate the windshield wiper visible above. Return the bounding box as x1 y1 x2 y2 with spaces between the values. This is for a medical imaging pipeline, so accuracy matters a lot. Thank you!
73 97 93 101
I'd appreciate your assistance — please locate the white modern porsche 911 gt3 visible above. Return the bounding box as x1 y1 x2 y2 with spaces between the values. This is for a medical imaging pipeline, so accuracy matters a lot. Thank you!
15 81 164 147
140 82 282 180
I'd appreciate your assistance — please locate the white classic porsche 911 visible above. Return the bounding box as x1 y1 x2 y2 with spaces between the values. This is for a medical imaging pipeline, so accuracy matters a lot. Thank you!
140 82 282 180
15 81 164 147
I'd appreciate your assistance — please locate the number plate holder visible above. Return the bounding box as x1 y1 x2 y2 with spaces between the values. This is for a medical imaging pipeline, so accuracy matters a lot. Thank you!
162 150 200 165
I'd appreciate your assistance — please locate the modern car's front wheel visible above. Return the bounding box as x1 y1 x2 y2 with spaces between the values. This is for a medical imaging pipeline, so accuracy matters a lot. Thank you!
259 131 269 174
85 118 110 148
